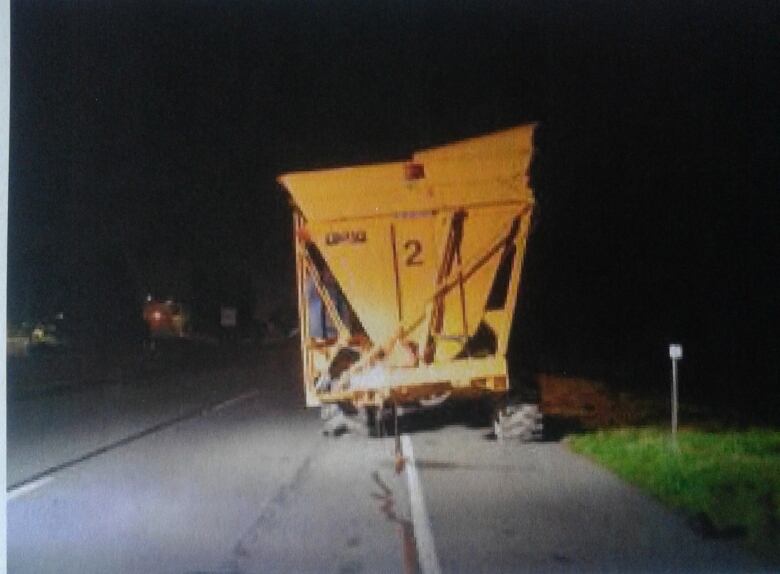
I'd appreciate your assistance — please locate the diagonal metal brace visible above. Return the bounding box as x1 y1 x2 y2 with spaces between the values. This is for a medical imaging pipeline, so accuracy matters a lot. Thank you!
301 250 350 343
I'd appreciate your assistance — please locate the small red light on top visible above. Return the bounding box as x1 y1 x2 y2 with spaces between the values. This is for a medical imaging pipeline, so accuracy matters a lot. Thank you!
404 162 425 181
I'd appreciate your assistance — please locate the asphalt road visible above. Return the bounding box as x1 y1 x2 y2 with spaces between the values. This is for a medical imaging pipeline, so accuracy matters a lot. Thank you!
6 340 772 573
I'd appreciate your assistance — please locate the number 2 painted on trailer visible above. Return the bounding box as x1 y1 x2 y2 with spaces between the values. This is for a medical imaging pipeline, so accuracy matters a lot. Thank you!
404 239 423 266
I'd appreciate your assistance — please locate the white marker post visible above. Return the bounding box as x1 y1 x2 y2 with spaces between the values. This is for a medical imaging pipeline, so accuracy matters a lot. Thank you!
669 343 683 449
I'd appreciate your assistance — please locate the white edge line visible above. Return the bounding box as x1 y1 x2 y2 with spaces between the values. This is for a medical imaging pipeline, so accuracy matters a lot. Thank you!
8 477 54 502
7 390 260 502
211 389 260 413
401 434 443 574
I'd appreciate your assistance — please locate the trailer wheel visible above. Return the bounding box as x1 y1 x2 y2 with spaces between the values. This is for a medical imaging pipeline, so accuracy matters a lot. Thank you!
320 403 339 422
355 406 384 438
493 403 543 442
321 404 382 437
321 403 357 436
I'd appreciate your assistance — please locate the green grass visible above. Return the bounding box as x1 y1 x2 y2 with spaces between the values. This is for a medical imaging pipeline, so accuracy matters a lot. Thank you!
568 427 780 560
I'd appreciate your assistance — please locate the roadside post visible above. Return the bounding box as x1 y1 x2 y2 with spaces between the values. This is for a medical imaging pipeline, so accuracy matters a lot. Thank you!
221 305 237 342
669 343 683 449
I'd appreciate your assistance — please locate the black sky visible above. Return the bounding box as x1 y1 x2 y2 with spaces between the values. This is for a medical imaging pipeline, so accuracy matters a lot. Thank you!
8 1 779 408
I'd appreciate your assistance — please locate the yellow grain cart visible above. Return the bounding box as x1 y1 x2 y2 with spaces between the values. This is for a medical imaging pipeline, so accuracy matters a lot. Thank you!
279 124 541 438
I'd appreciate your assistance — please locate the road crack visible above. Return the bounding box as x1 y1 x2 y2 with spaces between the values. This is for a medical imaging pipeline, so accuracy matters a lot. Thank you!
232 454 314 562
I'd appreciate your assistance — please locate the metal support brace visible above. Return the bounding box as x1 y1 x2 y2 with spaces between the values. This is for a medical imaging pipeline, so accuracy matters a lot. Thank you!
302 251 350 343
338 214 523 387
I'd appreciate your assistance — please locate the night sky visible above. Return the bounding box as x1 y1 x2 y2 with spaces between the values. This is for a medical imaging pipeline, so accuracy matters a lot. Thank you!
8 2 778 411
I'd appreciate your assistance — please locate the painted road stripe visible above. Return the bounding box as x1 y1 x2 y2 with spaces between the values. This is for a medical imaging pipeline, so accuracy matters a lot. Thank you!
210 389 260 413
7 389 260 493
401 434 442 574
8 477 53 501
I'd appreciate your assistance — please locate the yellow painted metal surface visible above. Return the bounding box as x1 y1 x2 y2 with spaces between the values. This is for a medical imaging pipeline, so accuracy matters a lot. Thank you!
280 124 536 407
279 124 534 223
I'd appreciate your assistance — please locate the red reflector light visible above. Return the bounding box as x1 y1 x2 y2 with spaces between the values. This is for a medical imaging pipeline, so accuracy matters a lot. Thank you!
404 162 425 181
471 378 487 389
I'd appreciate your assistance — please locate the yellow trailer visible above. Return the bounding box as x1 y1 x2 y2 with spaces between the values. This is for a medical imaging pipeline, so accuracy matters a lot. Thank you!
279 124 541 438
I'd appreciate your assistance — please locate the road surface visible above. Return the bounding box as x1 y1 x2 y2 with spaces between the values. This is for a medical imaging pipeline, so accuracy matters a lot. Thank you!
6 340 772 573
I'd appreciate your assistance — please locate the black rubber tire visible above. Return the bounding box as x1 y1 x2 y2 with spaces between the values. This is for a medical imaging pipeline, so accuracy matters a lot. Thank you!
494 402 543 442
321 404 381 437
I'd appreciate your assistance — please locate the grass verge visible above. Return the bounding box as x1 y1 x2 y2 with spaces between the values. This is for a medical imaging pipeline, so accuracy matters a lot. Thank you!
568 427 780 561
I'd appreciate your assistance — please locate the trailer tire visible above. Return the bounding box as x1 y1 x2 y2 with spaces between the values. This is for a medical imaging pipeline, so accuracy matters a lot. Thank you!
354 406 384 438
320 403 339 421
494 403 543 442
321 404 381 437
321 404 357 436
